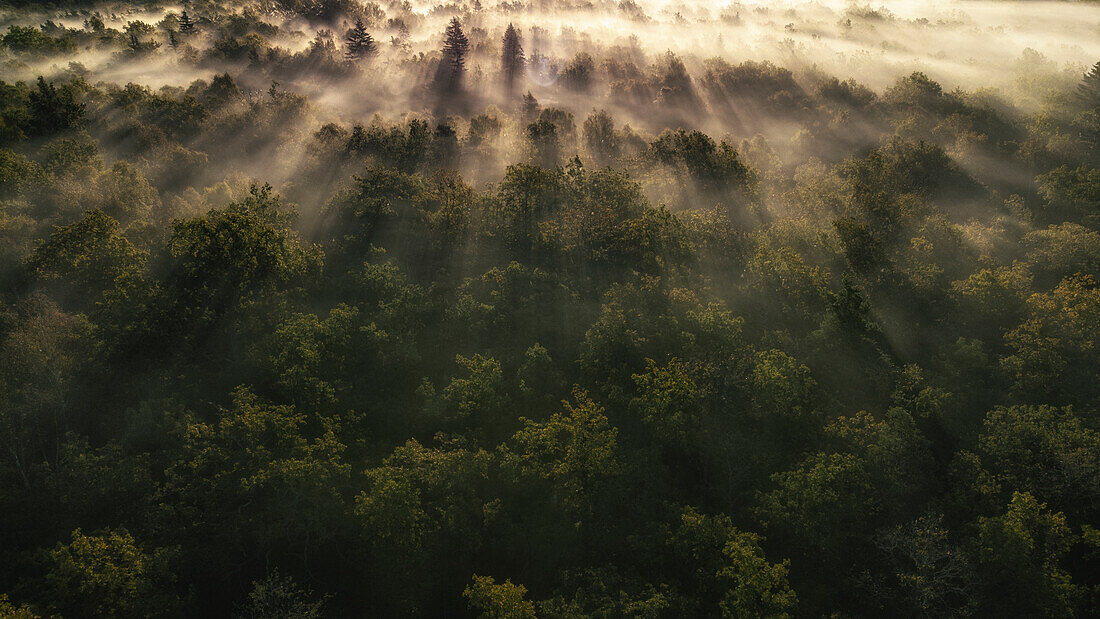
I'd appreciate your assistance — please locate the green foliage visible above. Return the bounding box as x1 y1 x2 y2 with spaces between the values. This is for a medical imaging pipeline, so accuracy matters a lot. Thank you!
438 354 506 420
29 77 84 137
839 139 976 238
43 528 179 617
0 298 93 488
0 149 45 199
38 132 99 178
1001 275 1100 406
672 507 797 617
1021 223 1100 290
235 570 326 619
0 9 1098 616
631 357 702 445
1038 165 1100 228
161 185 321 319
756 452 877 556
28 210 146 300
825 408 933 515
2 25 76 56
650 128 755 197
973 405 1100 519
464 575 537 618
504 388 620 491
536 567 672 616
158 388 349 573
0 594 38 618
971 492 1083 616
356 438 495 611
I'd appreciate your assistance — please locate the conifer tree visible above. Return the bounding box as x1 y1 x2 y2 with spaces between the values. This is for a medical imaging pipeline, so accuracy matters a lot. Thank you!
435 18 470 97
501 23 525 97
1079 61 1100 108
178 11 195 36
443 18 469 73
344 19 376 60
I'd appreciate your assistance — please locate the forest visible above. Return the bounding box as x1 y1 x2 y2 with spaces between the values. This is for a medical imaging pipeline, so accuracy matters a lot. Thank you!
0 0 1098 616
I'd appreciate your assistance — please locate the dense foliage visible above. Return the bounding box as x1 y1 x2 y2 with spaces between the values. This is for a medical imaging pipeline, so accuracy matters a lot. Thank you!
0 1 1099 617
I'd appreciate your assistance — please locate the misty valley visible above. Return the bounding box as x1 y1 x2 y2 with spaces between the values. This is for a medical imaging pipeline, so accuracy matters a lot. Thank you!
0 0 1099 616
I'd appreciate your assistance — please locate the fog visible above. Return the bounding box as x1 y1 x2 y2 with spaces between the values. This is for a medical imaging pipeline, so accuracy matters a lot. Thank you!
5 0 1098 123
1 0 1097 216
2 2 1099 615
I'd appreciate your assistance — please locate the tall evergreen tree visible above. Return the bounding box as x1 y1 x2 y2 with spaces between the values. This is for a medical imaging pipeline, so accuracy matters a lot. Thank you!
434 18 470 98
1079 61 1100 108
344 19 376 60
501 24 525 97
442 18 470 73
178 11 195 36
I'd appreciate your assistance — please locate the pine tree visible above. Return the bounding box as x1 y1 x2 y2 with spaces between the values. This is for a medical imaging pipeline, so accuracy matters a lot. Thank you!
1079 61 1100 108
179 11 195 36
501 23 525 96
344 19 376 60
435 18 470 97
442 18 469 74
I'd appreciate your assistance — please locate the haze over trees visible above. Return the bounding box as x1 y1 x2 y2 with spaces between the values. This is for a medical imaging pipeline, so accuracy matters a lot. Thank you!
344 18 375 61
0 0 1099 616
433 17 470 111
501 23 525 99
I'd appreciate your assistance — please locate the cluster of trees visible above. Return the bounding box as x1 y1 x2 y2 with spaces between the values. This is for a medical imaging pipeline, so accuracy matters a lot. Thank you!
1 1 1099 617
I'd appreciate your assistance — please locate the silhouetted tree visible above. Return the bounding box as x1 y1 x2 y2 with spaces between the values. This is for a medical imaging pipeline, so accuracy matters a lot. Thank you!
501 24 525 97
561 52 594 93
443 19 470 68
1079 61 1100 108
344 18 376 60
178 11 195 36
29 77 84 136
583 110 620 167
430 123 460 170
435 18 469 97
526 119 561 168
126 32 159 56
522 91 539 123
